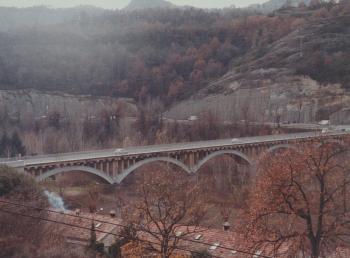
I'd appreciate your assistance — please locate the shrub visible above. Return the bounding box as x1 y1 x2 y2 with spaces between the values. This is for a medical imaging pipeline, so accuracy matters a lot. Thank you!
0 165 22 196
191 250 212 258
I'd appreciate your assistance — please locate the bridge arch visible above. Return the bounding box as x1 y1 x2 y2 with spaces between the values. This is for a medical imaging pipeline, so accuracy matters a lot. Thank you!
256 144 299 162
115 157 192 184
193 150 253 173
267 144 298 154
316 139 345 148
36 166 115 184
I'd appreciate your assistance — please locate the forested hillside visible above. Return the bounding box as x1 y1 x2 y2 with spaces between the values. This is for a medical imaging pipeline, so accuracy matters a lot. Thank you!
1 1 348 105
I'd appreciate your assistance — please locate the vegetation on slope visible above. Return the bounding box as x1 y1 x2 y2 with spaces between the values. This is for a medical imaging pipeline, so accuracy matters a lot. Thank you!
0 1 348 103
0 166 95 258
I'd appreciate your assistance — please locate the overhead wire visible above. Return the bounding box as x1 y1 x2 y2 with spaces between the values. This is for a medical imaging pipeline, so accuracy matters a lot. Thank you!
0 206 223 258
0 199 272 258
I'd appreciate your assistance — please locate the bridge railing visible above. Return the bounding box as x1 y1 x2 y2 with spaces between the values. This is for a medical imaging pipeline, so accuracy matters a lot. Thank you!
0 148 117 164
0 131 348 166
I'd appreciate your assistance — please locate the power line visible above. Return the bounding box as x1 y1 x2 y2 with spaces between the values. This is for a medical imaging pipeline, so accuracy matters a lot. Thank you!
0 199 272 258
0 199 270 257
0 207 223 258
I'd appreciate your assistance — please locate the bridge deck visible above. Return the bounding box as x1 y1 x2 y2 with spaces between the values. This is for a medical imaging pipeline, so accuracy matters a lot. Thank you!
1 131 348 168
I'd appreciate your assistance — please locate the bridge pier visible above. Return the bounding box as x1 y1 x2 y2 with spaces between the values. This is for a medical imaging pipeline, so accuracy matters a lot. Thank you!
112 160 118 178
11 132 348 185
189 152 195 169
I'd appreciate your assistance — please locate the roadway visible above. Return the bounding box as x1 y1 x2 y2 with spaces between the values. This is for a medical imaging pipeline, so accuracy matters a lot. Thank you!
0 131 348 168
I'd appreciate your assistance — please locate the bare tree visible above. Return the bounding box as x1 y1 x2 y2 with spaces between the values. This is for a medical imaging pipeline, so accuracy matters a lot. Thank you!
130 169 205 258
245 140 350 257
136 97 164 144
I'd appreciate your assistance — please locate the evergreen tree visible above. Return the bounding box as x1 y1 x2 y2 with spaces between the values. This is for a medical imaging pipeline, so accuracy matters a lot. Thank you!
0 133 10 157
48 111 61 129
10 132 25 157
192 250 212 258
89 221 97 249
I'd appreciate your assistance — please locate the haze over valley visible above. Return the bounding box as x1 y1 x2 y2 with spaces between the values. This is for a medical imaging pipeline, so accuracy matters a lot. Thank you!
1 1 350 258
0 0 267 9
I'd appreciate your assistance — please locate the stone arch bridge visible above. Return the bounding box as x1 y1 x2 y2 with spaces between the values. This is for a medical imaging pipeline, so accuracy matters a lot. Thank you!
1 132 348 184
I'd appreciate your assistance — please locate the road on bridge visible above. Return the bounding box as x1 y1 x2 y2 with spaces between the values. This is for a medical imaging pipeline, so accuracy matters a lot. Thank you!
0 131 348 168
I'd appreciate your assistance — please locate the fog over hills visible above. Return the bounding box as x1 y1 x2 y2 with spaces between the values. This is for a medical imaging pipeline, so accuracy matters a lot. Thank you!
0 0 349 125
123 0 301 11
248 0 304 12
248 0 337 13
124 0 176 10
0 0 267 10
0 0 321 12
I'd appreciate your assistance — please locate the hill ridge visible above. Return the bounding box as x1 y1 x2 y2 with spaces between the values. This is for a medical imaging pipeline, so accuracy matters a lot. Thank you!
124 0 176 11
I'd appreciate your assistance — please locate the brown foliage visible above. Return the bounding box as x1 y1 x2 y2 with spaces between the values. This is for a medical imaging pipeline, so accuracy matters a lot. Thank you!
127 169 206 258
245 140 350 257
0 166 83 258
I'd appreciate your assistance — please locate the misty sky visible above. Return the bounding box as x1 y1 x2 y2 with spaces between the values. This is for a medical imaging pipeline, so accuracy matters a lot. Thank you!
0 0 266 9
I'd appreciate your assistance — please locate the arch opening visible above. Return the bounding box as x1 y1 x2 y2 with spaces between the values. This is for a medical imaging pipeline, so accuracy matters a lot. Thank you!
193 150 253 174
36 166 114 184
115 157 191 184
257 144 299 162
316 139 345 149
267 144 298 154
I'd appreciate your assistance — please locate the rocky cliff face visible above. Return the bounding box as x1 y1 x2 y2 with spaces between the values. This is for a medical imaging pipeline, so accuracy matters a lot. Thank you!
0 90 137 120
166 72 349 124
166 13 350 125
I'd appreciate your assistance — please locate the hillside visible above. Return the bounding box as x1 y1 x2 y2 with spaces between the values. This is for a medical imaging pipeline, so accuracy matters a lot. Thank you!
0 1 349 124
0 90 136 120
248 0 311 13
0 7 255 98
124 0 176 10
167 2 350 124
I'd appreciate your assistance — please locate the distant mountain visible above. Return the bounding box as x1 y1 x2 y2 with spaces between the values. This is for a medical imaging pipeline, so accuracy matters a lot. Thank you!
248 0 311 13
124 0 176 11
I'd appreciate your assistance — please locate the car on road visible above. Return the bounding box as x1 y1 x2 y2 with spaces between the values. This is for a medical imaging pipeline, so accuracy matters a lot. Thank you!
188 115 199 121
114 148 128 154
321 128 329 134
231 138 240 143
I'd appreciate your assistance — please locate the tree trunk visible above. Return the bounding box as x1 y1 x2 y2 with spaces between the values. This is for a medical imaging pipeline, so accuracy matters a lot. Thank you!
161 240 169 258
310 238 320 258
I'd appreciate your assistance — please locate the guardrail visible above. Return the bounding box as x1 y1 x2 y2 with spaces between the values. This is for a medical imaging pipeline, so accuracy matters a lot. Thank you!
0 131 348 166
0 147 117 163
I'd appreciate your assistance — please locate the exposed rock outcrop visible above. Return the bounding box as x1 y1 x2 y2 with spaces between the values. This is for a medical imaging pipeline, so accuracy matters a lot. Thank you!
166 73 349 124
166 14 350 125
0 90 137 120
